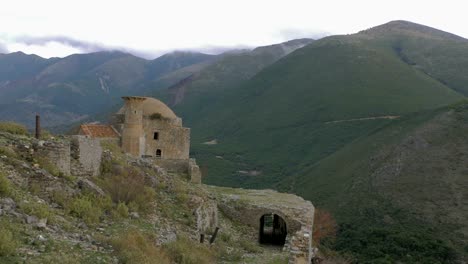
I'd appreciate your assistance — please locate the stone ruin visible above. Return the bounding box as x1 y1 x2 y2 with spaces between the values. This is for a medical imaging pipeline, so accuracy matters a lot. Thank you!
209 186 316 264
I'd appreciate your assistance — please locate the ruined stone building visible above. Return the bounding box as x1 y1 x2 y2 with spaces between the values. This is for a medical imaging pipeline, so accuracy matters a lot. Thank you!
115 96 189 159
115 96 200 183
37 96 200 183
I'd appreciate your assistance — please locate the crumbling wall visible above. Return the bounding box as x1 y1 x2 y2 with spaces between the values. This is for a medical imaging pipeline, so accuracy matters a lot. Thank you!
195 199 218 234
153 159 189 173
210 187 315 264
70 136 104 177
189 158 201 184
35 140 71 176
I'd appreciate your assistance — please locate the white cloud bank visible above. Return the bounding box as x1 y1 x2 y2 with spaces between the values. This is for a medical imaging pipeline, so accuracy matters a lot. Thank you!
0 0 466 58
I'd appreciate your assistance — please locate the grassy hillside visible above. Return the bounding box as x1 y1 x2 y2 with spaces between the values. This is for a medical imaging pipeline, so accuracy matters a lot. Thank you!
361 20 468 96
187 26 464 188
292 102 468 262
153 39 314 123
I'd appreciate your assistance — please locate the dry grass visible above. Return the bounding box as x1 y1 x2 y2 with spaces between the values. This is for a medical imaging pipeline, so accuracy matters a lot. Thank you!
99 167 156 214
0 122 28 135
164 237 215 264
111 229 170 264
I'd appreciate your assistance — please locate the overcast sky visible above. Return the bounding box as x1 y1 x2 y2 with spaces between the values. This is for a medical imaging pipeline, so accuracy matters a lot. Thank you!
0 0 466 59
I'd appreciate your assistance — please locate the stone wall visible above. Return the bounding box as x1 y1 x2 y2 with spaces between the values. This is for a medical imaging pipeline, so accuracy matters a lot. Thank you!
142 117 190 159
35 140 71 176
189 158 201 184
209 187 315 264
70 136 106 177
153 159 189 173
195 199 218 234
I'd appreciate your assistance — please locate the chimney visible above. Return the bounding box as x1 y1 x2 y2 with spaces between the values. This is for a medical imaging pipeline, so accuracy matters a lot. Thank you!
35 114 41 139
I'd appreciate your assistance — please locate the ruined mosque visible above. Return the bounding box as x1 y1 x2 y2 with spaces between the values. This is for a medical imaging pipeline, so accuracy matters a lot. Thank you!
78 96 201 183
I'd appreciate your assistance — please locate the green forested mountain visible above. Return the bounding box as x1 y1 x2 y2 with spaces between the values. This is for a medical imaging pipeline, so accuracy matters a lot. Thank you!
152 38 314 120
186 20 465 188
164 21 468 262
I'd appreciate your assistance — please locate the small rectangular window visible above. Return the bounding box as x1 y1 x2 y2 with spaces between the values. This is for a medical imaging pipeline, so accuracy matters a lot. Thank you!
153 132 159 140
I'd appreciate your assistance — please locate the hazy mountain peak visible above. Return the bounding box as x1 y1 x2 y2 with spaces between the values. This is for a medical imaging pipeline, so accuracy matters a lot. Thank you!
359 20 466 41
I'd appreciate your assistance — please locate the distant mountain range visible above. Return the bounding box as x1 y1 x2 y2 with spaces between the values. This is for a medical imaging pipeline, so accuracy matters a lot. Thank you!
0 39 311 129
1 20 468 262
0 49 217 128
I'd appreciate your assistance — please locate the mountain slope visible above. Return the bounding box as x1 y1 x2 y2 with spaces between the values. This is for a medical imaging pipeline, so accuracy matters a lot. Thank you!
360 20 468 95
153 39 314 123
292 102 468 261
178 21 468 261
187 22 464 188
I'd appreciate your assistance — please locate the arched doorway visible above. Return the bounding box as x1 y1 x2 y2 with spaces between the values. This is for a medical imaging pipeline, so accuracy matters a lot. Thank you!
259 213 287 246
156 149 162 158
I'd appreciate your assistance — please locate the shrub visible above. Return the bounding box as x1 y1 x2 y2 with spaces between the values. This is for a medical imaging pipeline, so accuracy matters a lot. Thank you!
111 229 170 264
313 208 337 245
0 226 17 256
19 201 52 219
0 146 18 159
35 156 60 177
100 167 156 214
50 190 69 207
0 171 11 197
0 122 28 135
164 237 215 264
113 202 129 219
240 239 262 253
67 195 102 225
149 113 162 120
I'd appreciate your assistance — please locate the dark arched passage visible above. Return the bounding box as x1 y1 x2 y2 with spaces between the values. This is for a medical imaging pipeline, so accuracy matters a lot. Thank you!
259 213 287 246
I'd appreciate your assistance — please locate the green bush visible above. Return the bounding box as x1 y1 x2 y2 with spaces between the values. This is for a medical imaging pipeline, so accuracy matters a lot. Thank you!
19 201 52 220
0 224 17 256
164 237 215 264
113 202 129 219
0 146 18 159
0 122 28 135
0 171 11 197
68 195 102 225
111 229 170 264
35 156 61 177
240 239 262 253
99 167 156 214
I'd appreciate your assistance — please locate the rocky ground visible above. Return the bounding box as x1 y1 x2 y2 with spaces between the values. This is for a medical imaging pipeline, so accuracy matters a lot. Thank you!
0 129 290 263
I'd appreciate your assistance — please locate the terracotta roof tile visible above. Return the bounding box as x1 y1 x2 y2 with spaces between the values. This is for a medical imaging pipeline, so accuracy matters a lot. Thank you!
79 124 119 138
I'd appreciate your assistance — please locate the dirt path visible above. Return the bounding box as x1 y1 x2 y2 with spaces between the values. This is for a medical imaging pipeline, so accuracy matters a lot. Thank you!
325 115 400 124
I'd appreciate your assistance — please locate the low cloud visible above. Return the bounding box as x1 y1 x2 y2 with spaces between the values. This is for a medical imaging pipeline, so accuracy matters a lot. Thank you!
8 35 254 59
277 28 330 41
12 35 171 59
14 35 109 53
0 42 7 53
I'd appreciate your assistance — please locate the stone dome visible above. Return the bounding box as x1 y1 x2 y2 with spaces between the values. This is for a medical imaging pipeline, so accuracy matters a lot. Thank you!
141 97 178 120
118 96 178 120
